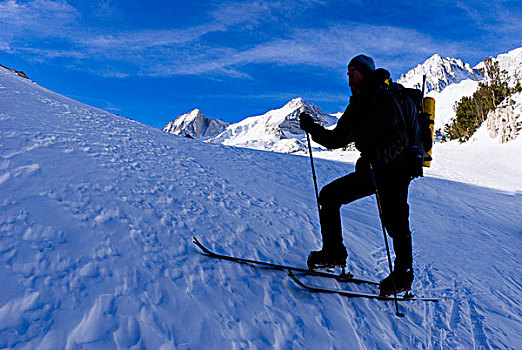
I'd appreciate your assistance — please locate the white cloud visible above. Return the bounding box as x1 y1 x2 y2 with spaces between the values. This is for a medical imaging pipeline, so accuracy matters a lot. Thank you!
1 0 520 79
163 23 460 77
0 0 78 35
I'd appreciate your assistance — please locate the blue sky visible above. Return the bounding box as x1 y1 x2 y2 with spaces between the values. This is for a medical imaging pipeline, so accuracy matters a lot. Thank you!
1 0 521 128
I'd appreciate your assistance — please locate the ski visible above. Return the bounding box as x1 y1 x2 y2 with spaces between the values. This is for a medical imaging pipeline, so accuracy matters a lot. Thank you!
288 270 439 302
193 237 378 285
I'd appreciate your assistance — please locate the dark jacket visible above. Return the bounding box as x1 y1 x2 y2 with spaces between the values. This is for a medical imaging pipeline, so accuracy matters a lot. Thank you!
308 70 409 167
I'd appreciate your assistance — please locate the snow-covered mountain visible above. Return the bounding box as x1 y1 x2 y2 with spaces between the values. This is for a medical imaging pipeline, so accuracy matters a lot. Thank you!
1 62 521 349
166 48 521 154
399 48 522 136
398 54 483 93
207 98 339 153
163 109 229 139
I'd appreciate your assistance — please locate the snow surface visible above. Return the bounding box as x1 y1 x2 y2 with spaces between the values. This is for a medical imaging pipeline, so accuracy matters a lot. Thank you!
1 66 521 349
424 79 479 131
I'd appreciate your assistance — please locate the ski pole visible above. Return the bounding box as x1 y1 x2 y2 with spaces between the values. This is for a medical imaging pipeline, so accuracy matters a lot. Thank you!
369 163 404 317
306 132 321 219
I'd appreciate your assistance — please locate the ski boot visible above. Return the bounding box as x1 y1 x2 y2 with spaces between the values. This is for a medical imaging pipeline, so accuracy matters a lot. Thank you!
307 246 347 271
379 268 414 296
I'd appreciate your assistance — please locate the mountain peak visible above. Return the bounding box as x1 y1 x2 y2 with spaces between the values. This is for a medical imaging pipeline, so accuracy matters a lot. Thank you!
427 53 442 61
284 97 305 108
187 108 201 116
207 98 337 153
163 109 228 139
398 54 483 92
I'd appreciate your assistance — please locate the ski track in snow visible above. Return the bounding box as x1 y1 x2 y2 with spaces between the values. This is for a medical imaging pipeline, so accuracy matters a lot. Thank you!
1 68 521 349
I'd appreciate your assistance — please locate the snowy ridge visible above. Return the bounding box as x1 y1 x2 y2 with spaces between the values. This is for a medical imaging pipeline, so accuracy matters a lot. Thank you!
398 54 483 93
207 97 338 153
1 63 521 348
163 109 229 139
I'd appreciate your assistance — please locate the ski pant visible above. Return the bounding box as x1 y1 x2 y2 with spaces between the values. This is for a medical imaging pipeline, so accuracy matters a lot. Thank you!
318 158 413 270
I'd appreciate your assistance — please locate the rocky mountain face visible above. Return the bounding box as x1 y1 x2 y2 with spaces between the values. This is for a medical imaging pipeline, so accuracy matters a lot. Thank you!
0 64 29 80
480 48 522 143
163 109 229 139
487 92 522 143
398 54 483 93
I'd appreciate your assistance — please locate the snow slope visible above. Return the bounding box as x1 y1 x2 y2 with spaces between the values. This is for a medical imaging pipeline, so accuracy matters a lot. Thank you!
424 79 479 131
1 67 521 349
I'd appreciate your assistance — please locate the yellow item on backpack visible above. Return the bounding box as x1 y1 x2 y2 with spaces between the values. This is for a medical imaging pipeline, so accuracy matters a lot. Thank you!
422 97 435 167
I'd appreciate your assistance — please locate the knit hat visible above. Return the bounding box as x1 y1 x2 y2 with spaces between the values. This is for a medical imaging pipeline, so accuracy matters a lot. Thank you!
348 54 375 76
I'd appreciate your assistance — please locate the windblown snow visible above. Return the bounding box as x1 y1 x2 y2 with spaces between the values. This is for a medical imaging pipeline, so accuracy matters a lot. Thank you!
0 66 521 349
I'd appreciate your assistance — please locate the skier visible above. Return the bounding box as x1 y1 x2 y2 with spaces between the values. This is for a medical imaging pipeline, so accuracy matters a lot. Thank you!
299 54 415 296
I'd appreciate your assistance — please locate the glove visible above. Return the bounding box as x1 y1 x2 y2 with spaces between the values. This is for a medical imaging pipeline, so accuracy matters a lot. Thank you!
299 112 316 133
367 148 384 166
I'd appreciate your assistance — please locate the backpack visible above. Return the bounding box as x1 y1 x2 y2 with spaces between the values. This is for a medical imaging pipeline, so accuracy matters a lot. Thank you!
385 78 435 178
